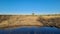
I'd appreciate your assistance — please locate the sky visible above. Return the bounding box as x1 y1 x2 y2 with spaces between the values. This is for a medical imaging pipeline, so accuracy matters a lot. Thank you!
0 0 60 14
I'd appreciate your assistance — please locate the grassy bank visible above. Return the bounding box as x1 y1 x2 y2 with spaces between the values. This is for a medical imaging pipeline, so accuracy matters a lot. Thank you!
0 14 60 29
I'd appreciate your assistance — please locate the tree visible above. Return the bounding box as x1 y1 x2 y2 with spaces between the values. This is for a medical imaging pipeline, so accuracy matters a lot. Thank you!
32 13 35 16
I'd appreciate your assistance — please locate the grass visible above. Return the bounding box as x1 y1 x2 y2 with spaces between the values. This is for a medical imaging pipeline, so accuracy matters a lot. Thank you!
0 14 60 29
37 16 60 28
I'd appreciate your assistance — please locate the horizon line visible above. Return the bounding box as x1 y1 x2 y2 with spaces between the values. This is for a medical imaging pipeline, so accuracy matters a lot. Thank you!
0 13 60 15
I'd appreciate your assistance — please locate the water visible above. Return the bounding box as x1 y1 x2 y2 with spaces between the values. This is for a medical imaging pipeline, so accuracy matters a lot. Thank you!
0 27 60 34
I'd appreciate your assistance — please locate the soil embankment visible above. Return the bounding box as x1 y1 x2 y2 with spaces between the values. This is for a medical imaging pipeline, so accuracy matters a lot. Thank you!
0 15 60 29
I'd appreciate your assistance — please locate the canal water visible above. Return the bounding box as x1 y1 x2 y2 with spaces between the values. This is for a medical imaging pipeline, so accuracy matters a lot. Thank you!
0 27 60 34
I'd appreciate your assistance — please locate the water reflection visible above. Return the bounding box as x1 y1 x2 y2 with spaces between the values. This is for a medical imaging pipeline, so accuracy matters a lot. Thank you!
0 27 60 34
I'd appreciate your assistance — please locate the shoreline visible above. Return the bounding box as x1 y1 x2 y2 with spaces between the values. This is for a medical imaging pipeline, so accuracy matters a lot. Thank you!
0 25 42 29
0 15 60 29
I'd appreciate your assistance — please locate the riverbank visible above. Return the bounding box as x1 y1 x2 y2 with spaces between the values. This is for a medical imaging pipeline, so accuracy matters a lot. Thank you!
0 15 60 29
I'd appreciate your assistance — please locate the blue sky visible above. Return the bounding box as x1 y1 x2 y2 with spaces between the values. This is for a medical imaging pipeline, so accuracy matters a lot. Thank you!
0 0 60 14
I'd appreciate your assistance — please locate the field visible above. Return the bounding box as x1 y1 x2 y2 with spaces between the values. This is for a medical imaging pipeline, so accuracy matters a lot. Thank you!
0 14 60 29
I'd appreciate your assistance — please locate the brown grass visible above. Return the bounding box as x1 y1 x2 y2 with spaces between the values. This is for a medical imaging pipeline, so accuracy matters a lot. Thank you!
37 16 60 28
0 15 60 29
